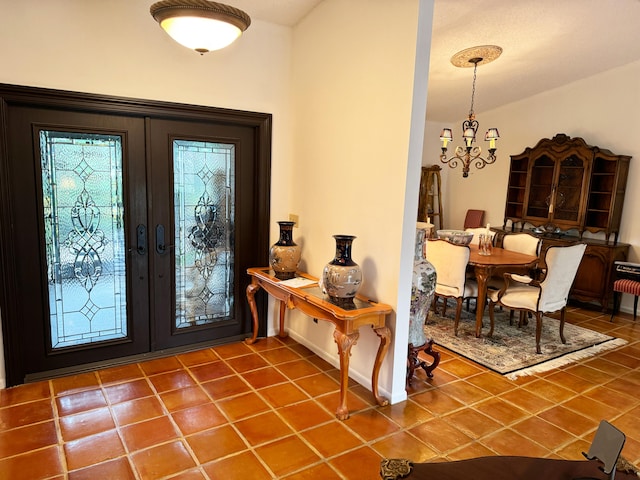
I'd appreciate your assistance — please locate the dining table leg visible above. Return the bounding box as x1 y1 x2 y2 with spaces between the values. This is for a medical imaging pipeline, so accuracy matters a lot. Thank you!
474 265 491 337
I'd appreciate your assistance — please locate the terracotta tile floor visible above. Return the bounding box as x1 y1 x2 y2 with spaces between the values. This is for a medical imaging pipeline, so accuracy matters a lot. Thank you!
1 306 639 479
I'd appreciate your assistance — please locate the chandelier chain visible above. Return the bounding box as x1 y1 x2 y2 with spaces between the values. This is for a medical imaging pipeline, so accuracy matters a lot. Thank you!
469 62 478 118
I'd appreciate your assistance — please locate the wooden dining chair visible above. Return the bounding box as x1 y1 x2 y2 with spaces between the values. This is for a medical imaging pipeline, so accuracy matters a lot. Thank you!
426 239 478 335
488 243 586 353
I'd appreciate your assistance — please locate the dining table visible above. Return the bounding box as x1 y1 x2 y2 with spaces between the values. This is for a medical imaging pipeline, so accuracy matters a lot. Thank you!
468 243 538 337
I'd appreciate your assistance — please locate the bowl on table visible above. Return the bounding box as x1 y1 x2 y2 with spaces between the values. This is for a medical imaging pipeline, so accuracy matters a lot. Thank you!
436 229 474 246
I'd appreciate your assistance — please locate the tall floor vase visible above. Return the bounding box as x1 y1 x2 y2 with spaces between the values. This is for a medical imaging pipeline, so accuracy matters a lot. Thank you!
407 222 440 385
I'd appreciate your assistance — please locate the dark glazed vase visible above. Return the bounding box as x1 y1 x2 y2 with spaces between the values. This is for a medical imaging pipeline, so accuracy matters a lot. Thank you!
321 235 363 303
269 221 301 279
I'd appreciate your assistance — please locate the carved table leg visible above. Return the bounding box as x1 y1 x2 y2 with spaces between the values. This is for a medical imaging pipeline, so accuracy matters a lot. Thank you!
244 282 261 345
406 339 440 386
333 330 359 420
372 325 391 407
474 265 491 337
278 300 288 338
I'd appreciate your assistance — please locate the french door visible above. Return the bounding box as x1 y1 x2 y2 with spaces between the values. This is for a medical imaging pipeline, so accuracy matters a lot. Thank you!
0 85 270 385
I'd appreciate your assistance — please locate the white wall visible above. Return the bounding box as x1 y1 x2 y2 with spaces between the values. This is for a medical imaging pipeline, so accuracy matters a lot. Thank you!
428 60 640 311
286 0 432 404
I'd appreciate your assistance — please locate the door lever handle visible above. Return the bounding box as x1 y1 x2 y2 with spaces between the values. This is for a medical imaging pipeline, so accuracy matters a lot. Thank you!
156 224 174 255
136 224 146 255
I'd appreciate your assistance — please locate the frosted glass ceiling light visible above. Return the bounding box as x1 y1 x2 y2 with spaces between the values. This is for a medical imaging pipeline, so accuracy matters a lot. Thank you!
150 0 251 54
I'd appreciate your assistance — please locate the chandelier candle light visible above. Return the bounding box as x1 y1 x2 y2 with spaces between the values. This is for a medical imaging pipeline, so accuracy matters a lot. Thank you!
440 45 502 178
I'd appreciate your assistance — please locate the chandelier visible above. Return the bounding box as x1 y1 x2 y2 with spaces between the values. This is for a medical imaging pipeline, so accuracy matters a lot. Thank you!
439 45 502 178
150 0 251 54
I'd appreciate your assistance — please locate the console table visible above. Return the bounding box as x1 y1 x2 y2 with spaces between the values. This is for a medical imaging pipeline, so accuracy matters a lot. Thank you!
244 267 392 420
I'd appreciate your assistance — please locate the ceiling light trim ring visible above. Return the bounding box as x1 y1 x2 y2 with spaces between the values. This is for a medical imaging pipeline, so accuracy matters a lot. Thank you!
450 45 502 68
150 0 251 32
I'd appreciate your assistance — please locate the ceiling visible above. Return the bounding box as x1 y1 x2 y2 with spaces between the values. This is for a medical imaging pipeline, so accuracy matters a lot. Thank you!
230 0 640 122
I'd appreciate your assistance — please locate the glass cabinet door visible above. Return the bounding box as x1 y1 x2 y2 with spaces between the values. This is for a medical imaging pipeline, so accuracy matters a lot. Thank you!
553 155 587 224
525 155 554 220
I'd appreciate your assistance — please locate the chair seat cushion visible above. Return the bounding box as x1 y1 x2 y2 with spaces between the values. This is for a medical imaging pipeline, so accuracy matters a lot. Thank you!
436 280 478 299
613 279 640 296
500 285 539 311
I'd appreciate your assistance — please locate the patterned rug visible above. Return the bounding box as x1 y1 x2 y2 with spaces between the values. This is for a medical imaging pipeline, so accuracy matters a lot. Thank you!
425 302 627 379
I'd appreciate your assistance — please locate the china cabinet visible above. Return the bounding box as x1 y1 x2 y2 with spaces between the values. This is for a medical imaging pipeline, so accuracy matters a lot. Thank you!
504 134 630 243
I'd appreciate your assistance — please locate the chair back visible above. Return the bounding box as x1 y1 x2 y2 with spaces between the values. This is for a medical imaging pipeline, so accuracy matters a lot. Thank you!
465 228 496 245
502 233 541 257
463 209 484 229
539 243 587 312
426 239 470 296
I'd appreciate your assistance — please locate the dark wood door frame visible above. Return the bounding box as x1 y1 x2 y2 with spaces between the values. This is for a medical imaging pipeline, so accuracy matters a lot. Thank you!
0 83 271 386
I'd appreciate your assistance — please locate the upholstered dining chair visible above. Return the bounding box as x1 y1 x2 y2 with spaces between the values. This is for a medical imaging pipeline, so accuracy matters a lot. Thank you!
487 243 587 353
502 232 542 257
488 232 543 323
426 239 478 335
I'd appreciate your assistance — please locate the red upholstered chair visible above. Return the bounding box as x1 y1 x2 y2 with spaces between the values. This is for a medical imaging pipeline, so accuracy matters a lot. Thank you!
463 209 484 229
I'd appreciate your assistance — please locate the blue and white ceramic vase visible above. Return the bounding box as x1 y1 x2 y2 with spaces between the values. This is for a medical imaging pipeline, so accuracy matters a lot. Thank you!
408 222 437 347
269 221 301 279
321 235 362 303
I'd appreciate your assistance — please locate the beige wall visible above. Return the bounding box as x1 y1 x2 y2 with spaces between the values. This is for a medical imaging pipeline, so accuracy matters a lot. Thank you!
286 0 431 404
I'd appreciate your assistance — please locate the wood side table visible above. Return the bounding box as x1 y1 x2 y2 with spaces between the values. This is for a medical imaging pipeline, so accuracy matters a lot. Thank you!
245 267 392 420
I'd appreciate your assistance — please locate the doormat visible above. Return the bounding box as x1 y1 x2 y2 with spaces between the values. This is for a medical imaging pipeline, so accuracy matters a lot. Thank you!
425 304 627 379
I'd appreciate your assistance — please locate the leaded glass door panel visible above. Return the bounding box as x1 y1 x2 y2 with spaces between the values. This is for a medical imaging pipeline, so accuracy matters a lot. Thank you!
40 131 130 349
174 140 234 329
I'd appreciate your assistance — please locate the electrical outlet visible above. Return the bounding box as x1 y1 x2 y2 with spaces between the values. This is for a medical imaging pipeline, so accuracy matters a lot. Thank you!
289 213 299 227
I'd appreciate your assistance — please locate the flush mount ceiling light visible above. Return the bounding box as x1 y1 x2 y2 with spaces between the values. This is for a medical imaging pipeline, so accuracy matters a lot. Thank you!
439 45 502 178
150 0 251 54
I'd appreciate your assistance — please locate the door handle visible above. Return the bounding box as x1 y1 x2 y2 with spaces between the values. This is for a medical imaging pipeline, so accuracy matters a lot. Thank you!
136 224 146 255
156 224 173 255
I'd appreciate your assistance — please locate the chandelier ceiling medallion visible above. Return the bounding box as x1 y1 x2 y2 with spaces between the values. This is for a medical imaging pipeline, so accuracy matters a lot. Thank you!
150 0 251 54
439 45 502 178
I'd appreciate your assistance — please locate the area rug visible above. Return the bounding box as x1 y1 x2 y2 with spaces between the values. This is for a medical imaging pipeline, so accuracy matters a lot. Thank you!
425 303 627 379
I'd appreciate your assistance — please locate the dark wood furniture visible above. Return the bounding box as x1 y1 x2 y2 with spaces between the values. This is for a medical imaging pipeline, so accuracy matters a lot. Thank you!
244 268 391 420
406 340 440 386
501 134 631 311
504 134 630 242
494 230 629 311
380 456 639 480
467 244 538 337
